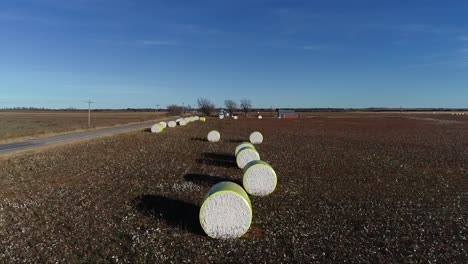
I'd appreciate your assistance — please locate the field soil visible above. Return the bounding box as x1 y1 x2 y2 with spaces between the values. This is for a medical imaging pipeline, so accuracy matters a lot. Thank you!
0 114 466 263
0 111 167 143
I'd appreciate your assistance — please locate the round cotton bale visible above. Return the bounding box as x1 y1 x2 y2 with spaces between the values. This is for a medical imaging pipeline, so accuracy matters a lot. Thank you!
200 117 206 122
219 115 224 120
168 121 177 128
243 160 277 196
249 131 263 144
258 115 263 119
159 121 167 128
233 116 238 120
195 116 200 120
207 130 221 142
199 181 252 239
150 124 164 133
236 147 260 169
177 119 187 126
235 142 255 156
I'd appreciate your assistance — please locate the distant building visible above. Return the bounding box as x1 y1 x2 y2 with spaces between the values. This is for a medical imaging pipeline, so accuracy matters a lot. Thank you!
277 109 299 119
218 109 228 118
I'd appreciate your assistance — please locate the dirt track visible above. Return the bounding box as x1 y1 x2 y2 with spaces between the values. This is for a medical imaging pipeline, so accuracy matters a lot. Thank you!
0 114 467 263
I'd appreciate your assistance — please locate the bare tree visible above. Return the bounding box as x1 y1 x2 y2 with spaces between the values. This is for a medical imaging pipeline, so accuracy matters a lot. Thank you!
197 98 215 116
240 98 252 116
167 104 184 115
224 100 238 115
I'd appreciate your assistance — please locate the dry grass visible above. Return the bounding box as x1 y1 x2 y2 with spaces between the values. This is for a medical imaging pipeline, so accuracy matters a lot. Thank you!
0 111 167 143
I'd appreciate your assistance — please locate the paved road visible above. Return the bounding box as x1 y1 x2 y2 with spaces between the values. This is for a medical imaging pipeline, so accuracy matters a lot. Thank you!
0 119 169 155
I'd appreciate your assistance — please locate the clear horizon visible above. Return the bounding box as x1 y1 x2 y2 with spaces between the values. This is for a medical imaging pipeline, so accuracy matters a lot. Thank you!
1 1 467 109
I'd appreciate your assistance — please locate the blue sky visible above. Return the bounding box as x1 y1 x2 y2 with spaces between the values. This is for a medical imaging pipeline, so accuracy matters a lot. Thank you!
0 0 467 109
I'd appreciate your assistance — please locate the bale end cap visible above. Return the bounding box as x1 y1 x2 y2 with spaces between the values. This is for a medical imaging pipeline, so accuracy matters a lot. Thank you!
243 160 277 196
249 131 264 144
200 181 252 239
207 130 221 142
236 147 260 169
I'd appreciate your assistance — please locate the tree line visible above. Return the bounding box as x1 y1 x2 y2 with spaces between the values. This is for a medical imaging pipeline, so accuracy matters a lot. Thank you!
167 98 253 116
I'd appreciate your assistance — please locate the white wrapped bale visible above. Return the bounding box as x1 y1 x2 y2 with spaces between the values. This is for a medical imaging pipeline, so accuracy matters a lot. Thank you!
207 130 221 142
243 160 277 196
177 119 187 126
199 181 252 239
219 115 224 120
159 121 167 128
236 147 260 169
168 121 177 128
195 116 200 120
249 131 263 144
258 115 263 119
235 142 255 156
233 116 238 120
150 124 164 133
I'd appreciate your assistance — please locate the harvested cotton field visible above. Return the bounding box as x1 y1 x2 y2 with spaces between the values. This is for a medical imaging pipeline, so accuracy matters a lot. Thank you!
0 113 467 263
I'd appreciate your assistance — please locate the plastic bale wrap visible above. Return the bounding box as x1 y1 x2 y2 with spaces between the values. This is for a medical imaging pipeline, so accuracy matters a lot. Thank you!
207 130 221 142
236 147 260 169
199 181 252 239
249 131 264 144
150 124 164 133
242 160 277 196
200 117 206 122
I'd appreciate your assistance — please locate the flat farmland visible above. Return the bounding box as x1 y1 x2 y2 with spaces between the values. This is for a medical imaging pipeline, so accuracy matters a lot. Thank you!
0 114 466 263
0 111 166 143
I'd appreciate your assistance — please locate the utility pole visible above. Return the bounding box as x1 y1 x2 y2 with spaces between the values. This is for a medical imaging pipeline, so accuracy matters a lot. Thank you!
182 102 185 116
156 104 160 112
85 100 95 128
